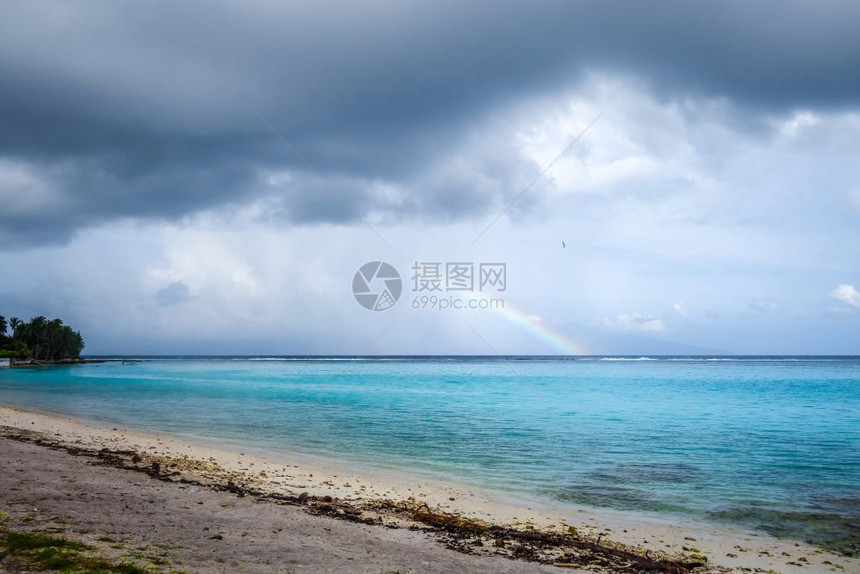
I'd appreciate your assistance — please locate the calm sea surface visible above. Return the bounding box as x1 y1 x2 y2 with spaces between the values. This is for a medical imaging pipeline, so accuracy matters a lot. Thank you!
1 356 858 553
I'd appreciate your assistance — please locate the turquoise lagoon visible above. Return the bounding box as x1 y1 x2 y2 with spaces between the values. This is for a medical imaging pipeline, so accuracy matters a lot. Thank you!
1 356 858 554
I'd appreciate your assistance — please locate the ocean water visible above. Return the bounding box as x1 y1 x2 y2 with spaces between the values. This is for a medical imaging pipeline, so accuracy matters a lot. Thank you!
1 356 858 554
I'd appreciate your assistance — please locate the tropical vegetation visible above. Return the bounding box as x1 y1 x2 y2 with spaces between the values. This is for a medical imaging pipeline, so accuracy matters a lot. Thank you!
0 315 85 361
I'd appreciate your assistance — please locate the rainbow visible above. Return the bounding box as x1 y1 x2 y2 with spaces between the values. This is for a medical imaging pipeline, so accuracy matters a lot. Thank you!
473 294 587 355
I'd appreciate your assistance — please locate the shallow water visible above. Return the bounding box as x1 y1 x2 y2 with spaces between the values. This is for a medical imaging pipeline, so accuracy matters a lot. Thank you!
1 356 858 553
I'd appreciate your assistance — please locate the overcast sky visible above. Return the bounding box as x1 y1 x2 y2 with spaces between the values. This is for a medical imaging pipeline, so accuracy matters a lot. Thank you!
1 1 859 355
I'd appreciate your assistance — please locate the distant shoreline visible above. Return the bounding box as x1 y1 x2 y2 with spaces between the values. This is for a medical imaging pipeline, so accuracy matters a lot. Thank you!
6 358 135 368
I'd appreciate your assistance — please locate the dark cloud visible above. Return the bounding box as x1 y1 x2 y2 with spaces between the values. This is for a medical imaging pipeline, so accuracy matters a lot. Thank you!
1 0 859 247
154 281 191 306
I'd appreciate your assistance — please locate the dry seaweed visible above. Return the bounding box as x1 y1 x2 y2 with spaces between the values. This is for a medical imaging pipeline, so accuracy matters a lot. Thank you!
0 425 716 573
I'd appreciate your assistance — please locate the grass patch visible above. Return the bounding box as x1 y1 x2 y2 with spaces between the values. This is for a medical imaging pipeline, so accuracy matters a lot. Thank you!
0 530 150 573
4 531 90 552
110 562 151 574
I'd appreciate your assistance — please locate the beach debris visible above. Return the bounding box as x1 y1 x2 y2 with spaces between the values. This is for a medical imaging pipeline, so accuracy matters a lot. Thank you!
552 562 581 569
0 425 720 574
223 480 241 493
408 507 489 535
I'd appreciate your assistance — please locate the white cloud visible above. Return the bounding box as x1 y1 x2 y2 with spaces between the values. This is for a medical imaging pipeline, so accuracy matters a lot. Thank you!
673 302 688 317
603 313 667 333
749 300 778 313
830 284 860 308
778 110 821 137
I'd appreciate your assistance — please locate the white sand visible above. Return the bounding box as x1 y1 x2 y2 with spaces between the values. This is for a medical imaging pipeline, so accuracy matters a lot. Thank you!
1 404 856 573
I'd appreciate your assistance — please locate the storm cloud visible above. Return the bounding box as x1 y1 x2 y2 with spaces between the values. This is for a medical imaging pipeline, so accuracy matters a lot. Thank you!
2 0 860 247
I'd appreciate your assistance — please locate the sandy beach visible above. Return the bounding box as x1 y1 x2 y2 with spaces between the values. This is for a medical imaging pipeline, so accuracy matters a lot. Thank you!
1 405 856 573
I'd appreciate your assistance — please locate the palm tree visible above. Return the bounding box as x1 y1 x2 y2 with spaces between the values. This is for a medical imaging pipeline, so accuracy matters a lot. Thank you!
0 316 6 338
2 316 85 361
9 317 21 337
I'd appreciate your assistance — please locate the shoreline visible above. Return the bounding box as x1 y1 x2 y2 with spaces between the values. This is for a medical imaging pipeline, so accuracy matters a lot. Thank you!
1 404 857 573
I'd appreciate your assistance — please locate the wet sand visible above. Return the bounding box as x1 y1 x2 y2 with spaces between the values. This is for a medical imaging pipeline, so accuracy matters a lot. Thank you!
1 405 856 573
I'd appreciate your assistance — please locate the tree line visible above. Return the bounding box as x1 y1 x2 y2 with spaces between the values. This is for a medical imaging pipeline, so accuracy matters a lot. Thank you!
0 315 85 361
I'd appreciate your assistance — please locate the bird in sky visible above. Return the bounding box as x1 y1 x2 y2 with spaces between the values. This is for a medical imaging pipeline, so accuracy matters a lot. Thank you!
562 241 566 248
